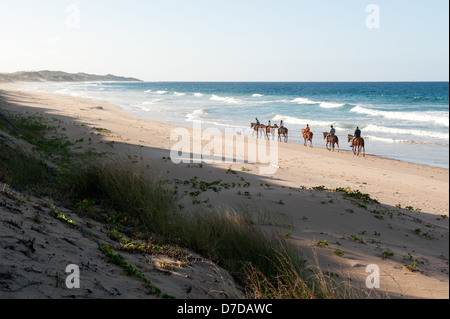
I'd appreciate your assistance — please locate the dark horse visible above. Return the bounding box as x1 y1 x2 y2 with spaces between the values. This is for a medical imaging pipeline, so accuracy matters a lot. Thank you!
266 124 279 140
323 132 339 152
278 127 288 143
302 129 313 147
348 134 365 157
251 123 266 138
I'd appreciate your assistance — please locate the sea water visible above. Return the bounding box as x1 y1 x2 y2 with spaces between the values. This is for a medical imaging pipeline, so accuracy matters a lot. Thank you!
23 82 449 168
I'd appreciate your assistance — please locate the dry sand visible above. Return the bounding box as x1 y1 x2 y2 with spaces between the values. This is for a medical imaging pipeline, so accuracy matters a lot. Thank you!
0 83 448 299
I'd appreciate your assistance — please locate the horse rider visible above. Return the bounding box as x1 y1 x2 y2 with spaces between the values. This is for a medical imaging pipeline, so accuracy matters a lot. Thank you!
280 120 284 128
327 125 336 143
268 120 271 127
255 118 260 126
304 124 310 133
352 126 361 145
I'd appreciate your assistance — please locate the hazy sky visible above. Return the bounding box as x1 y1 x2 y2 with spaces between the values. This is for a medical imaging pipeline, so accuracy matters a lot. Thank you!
0 0 448 81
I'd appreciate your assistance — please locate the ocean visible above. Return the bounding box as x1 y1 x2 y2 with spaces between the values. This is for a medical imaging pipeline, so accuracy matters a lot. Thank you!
23 82 449 169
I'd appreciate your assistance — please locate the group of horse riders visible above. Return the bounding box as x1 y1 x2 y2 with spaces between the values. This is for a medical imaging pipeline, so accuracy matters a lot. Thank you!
252 118 365 156
302 123 365 156
255 118 284 129
253 118 288 142
324 124 361 143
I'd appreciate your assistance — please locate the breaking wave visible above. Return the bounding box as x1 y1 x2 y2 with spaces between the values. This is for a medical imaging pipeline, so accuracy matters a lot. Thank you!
279 97 346 109
272 114 333 127
365 135 448 146
363 124 449 140
351 106 449 127
210 95 242 104
186 109 207 121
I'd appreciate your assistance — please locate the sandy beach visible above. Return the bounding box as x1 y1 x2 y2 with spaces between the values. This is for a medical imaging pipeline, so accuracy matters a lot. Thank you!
1 83 448 299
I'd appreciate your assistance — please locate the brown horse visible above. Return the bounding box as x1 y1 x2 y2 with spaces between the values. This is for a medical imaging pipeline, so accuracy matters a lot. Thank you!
302 129 313 147
323 132 339 152
266 124 279 140
251 123 266 138
348 135 365 157
278 127 288 143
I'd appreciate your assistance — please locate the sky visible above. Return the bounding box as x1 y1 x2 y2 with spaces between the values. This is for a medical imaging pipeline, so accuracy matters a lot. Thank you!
0 0 448 82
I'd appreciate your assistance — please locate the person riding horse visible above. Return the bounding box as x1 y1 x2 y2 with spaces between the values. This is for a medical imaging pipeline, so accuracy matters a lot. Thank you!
327 125 336 143
251 118 266 138
352 127 361 145
304 124 310 133
348 126 365 156
302 124 313 147
324 125 339 152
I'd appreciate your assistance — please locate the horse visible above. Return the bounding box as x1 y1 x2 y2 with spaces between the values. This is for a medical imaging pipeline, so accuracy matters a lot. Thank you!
278 127 288 143
251 123 266 138
302 129 313 147
266 124 279 140
348 135 365 157
323 132 339 152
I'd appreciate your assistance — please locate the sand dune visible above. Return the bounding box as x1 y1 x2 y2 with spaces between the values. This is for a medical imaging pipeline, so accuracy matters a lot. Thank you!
1 83 448 299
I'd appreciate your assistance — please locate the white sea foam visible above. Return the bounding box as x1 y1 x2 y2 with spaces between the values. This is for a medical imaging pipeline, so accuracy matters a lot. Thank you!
210 95 241 104
364 124 449 140
194 93 204 97
186 109 206 121
365 135 449 146
252 94 264 97
142 99 162 105
137 106 150 112
319 102 346 109
365 135 408 144
291 98 317 104
200 120 249 130
272 114 332 127
351 106 449 127
174 92 186 96
156 90 168 95
284 97 345 109
144 89 152 93
185 112 249 131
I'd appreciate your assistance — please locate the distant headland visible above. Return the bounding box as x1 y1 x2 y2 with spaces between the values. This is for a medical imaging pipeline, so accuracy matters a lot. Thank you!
0 70 142 83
